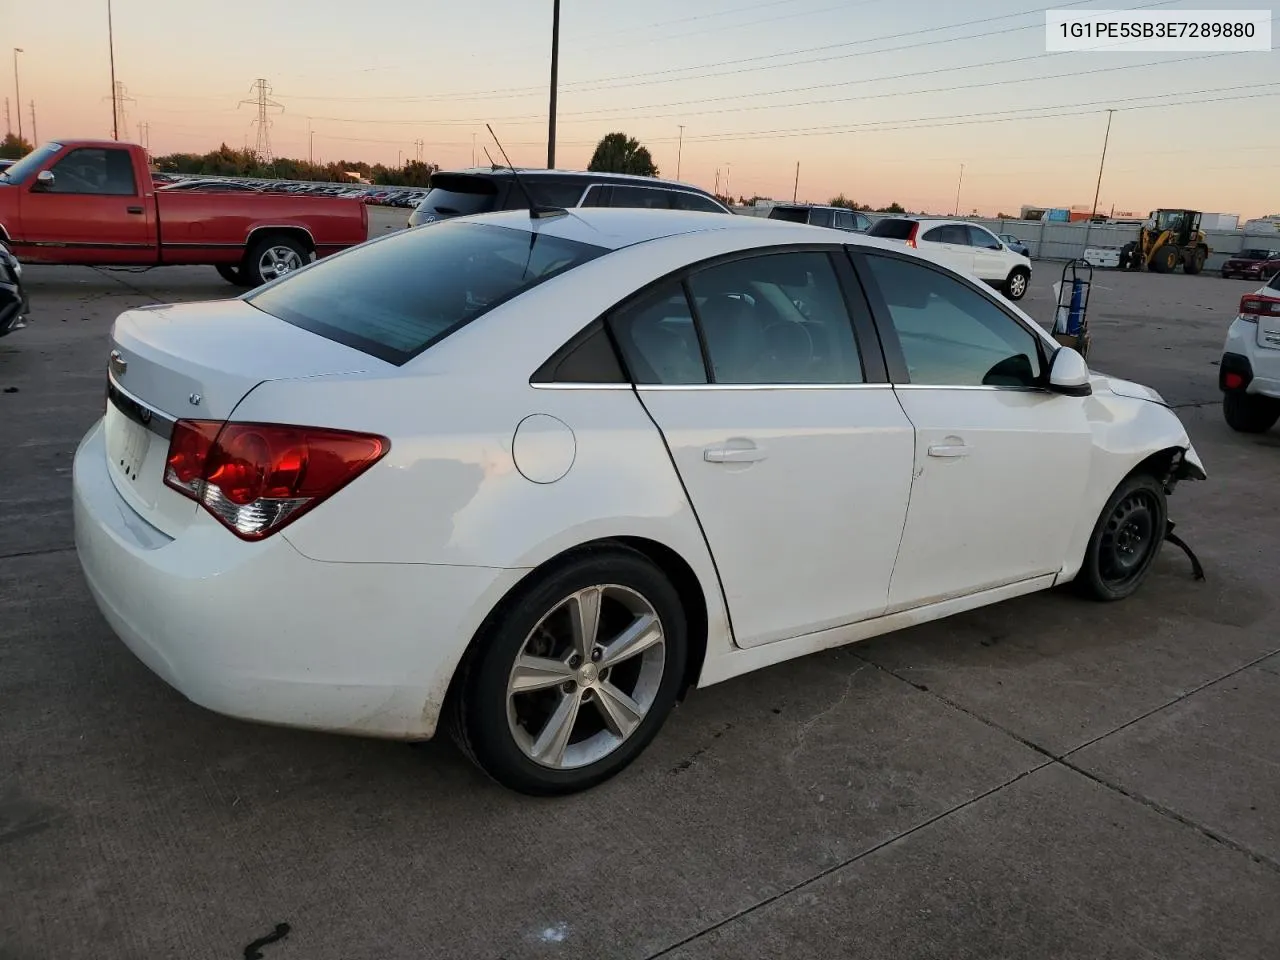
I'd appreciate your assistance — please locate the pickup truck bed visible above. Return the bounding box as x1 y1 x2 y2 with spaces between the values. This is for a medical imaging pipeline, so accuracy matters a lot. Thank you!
0 140 368 287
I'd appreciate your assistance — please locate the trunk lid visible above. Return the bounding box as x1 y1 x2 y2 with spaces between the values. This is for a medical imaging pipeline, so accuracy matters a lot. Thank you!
104 298 376 536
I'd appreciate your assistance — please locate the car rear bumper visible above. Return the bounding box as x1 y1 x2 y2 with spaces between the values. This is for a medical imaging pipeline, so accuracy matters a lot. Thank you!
73 419 521 740
1222 319 1280 399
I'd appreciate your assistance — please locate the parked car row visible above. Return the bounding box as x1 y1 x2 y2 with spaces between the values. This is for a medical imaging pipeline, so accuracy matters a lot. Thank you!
153 174 427 207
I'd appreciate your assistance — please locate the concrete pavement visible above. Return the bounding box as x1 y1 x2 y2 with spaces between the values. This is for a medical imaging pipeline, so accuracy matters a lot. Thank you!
1 259 1277 959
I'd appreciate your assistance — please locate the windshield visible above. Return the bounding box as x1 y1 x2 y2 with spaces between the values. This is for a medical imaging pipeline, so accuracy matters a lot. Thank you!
247 221 608 365
0 142 62 184
768 206 810 224
1238 249 1273 260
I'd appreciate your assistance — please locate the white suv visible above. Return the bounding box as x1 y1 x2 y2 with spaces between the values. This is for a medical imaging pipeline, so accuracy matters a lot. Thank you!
868 217 1033 301
1220 270 1280 433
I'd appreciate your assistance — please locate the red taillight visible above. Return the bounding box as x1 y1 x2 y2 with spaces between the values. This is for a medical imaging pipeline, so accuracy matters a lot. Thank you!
1239 294 1280 322
906 222 919 249
1224 372 1246 389
164 420 388 540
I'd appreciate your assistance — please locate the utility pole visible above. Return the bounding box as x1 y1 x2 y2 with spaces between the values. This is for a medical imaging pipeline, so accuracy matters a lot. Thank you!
239 78 283 162
1090 109 1116 220
107 0 118 139
676 125 684 180
546 0 560 168
793 161 799 202
954 163 964 216
12 48 23 143
307 117 313 164
29 101 36 144
4 97 10 137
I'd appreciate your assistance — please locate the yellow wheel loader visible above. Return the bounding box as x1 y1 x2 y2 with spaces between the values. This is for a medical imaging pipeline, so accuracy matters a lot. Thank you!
1117 209 1211 275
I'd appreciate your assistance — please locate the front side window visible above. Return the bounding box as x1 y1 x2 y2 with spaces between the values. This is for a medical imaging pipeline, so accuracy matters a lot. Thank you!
47 148 137 195
248 222 607 365
862 254 1043 388
833 210 855 231
686 251 864 384
855 214 872 232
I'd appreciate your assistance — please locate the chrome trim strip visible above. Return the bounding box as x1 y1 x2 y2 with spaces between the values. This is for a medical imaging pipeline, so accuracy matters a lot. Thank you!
893 384 1045 393
107 373 177 439
637 382 891 391
529 382 633 390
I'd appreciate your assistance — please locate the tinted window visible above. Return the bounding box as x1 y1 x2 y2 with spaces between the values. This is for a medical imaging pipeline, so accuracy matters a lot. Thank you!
808 208 835 228
524 180 588 209
855 214 872 232
532 322 626 383
607 185 674 209
1268 272 1280 293
968 226 1002 249
671 191 728 213
921 224 968 245
833 210 855 231
1240 249 1272 260
581 185 609 207
416 176 501 217
867 218 917 240
687 251 863 384
248 222 607 366
609 283 707 385
47 148 136 195
767 206 810 224
863 254 1043 388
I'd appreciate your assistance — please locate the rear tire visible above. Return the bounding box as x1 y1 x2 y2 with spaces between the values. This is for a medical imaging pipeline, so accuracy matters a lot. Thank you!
1222 391 1280 434
1075 474 1168 602
215 263 252 287
448 546 688 795
1003 267 1030 301
242 234 311 287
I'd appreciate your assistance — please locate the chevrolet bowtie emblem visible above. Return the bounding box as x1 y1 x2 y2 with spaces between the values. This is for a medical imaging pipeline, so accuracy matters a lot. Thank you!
109 350 128 378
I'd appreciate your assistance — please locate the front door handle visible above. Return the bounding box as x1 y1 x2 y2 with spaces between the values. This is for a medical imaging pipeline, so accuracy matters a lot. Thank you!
927 442 971 458
126 205 144 214
704 440 767 464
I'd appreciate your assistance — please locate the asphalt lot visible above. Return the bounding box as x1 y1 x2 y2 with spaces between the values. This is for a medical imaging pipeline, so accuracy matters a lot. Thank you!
2 233 1279 959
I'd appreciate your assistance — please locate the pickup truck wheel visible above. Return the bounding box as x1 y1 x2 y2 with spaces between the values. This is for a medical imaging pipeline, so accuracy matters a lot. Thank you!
244 235 309 287
215 264 252 288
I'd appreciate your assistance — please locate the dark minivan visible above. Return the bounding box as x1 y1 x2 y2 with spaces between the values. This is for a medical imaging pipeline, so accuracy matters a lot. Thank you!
767 204 871 233
407 168 731 227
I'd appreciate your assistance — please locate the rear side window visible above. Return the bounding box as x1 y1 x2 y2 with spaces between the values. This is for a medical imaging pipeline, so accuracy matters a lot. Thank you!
247 222 607 365
867 218 917 240
671 191 728 213
526 180 589 208
768 206 810 224
922 224 968 244
607 185 675 209
610 283 707 385
808 208 835 228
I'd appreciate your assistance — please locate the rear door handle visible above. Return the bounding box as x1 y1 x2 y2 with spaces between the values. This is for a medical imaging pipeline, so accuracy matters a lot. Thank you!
927 442 971 458
126 205 144 214
704 440 767 463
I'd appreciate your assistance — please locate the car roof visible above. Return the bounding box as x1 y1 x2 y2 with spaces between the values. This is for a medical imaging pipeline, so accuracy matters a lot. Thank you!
448 207 915 254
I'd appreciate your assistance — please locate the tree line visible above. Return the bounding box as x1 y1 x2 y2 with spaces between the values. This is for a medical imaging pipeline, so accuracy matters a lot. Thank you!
152 144 439 187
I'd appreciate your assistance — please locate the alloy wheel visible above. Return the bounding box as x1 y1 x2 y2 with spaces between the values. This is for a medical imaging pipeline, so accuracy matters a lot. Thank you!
258 245 304 282
506 584 666 770
1009 273 1027 297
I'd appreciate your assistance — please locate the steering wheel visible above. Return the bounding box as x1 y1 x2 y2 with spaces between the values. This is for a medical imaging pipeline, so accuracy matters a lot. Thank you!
762 320 816 371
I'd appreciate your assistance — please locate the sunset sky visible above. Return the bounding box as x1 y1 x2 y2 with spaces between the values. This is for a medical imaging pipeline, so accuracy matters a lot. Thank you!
8 0 1279 217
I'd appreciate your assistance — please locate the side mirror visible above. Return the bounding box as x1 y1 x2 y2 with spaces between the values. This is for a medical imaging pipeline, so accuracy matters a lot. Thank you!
32 170 55 191
1048 346 1092 397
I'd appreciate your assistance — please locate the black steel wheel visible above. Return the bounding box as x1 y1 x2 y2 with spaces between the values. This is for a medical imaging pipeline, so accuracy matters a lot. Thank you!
1075 474 1168 602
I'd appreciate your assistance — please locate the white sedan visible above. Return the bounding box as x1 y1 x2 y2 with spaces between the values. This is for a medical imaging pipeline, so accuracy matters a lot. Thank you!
73 208 1206 795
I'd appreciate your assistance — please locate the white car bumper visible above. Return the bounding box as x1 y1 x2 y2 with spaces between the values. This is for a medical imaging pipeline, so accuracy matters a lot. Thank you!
1223 316 1280 399
72 419 521 740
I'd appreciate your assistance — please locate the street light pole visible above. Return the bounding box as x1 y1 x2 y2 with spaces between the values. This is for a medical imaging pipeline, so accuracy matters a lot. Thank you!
676 125 684 180
12 49 22 143
107 0 118 140
1090 109 1116 220
954 163 964 216
546 0 560 169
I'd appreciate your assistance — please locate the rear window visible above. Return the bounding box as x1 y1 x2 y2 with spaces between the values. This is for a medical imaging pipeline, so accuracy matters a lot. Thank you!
867 218 918 240
768 206 810 224
246 222 608 365
415 175 502 218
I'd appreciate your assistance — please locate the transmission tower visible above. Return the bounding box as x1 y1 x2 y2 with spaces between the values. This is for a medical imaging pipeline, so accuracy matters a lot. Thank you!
413 138 424 162
104 82 135 142
137 121 150 150
239 79 283 162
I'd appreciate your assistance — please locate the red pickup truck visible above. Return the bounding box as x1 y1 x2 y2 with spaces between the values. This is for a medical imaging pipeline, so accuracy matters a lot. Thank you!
0 140 368 287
